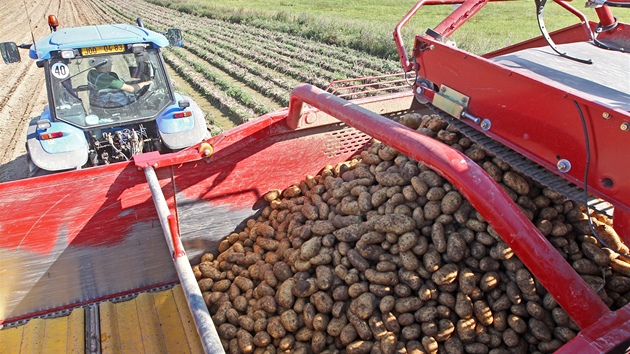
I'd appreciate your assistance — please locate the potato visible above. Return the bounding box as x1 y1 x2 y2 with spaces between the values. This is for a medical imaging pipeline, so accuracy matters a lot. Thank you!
456 317 477 343
399 231 419 252
423 245 442 273
368 214 417 234
441 191 463 215
347 311 373 340
455 293 474 319
253 331 272 347
459 268 477 296
365 269 399 286
444 336 465 354
237 329 255 353
465 343 489 354
479 272 500 293
333 223 366 242
218 323 238 340
581 241 611 267
502 328 520 347
507 315 527 334
502 171 530 196
481 162 503 182
327 315 347 337
400 250 421 271
472 300 493 327
424 201 443 220
347 340 374 354
432 263 459 286
401 324 422 341
529 318 552 341
515 269 536 296
415 306 438 323
419 170 443 187
275 278 296 310
381 333 398 354
349 292 378 319
446 232 466 262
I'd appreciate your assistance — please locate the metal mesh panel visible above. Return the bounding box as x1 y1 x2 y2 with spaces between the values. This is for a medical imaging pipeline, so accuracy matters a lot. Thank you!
323 125 372 158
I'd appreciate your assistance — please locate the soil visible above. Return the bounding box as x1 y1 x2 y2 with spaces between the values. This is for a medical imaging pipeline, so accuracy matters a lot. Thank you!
0 0 108 182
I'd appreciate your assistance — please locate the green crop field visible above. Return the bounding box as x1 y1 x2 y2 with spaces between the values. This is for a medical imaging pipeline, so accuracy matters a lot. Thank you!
147 0 629 57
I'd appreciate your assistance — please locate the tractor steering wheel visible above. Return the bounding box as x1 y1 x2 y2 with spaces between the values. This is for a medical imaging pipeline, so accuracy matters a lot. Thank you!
135 82 152 98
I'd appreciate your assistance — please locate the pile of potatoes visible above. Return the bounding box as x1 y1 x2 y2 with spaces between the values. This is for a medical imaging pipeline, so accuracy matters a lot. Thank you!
193 113 630 354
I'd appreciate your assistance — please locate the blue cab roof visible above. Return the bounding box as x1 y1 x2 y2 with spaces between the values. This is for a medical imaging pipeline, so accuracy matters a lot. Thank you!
29 24 169 59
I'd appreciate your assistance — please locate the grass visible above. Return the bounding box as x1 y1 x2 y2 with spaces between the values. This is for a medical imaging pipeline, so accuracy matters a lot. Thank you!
145 0 629 59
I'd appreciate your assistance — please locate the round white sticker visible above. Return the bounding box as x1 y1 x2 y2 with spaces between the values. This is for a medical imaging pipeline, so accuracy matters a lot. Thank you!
51 62 70 79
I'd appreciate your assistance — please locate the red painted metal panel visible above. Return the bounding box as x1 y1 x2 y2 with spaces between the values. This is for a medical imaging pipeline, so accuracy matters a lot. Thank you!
412 37 630 215
0 163 158 253
556 302 630 353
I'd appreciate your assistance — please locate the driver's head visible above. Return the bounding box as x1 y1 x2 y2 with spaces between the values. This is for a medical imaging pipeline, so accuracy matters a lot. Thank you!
93 56 113 72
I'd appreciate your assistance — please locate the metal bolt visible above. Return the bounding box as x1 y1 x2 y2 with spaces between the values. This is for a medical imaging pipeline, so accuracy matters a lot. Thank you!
480 119 491 131
440 86 447 93
621 122 630 131
461 97 468 104
602 112 611 119
557 159 571 173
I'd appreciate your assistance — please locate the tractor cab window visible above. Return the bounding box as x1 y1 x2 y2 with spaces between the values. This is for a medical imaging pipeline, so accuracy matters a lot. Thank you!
49 48 171 127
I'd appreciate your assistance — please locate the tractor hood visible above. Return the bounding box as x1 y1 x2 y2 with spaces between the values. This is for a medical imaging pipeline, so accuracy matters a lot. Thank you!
29 24 169 59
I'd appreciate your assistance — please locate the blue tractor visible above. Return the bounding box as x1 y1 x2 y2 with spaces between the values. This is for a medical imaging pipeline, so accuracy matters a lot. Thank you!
0 16 208 176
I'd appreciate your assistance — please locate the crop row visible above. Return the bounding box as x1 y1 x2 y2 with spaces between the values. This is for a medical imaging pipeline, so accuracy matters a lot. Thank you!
99 0 399 77
170 47 273 117
108 0 398 74
164 51 256 124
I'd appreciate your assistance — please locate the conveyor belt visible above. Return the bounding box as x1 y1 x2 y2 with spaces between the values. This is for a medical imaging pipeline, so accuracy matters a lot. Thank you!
0 285 204 353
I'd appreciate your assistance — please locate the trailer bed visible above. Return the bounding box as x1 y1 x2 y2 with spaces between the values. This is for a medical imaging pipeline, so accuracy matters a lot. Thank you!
0 285 202 353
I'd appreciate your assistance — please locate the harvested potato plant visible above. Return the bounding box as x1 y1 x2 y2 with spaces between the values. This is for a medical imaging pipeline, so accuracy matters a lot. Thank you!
194 113 630 354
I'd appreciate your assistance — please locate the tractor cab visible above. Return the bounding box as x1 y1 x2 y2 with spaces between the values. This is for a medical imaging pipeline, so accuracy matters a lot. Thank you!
2 17 208 175
49 45 171 128
31 24 178 130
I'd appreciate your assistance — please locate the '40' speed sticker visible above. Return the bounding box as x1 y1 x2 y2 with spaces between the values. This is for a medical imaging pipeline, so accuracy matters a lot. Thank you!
51 62 70 79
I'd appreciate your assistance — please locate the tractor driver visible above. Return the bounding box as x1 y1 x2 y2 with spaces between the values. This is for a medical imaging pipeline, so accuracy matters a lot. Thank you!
87 56 152 93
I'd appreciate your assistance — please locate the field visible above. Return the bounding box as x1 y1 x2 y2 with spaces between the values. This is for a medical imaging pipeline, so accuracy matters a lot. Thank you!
147 0 628 57
0 0 627 182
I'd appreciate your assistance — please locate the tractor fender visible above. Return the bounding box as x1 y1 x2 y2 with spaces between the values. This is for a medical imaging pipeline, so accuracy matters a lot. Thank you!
156 94 207 150
26 107 89 173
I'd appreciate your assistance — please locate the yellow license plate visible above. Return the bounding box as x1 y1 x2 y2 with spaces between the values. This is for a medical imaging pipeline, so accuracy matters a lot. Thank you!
81 44 125 56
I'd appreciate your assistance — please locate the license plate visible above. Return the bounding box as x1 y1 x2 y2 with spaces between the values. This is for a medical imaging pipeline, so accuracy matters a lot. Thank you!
81 44 125 56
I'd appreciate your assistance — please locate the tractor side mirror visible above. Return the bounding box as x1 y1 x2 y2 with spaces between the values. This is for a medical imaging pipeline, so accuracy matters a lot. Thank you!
0 42 21 64
165 29 183 47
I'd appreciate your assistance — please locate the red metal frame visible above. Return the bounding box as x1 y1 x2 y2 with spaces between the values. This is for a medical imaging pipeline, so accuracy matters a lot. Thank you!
168 214 185 259
395 0 630 239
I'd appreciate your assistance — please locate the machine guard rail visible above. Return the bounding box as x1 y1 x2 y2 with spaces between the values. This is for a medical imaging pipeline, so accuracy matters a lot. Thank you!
393 0 605 72
287 83 630 351
144 166 225 354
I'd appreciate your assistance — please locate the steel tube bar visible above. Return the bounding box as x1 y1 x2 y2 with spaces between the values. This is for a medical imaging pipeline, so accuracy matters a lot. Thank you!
144 166 225 354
